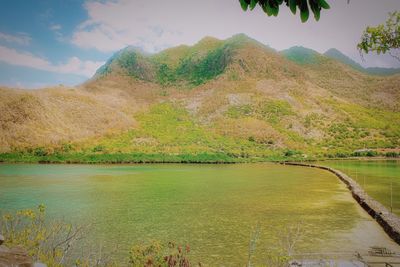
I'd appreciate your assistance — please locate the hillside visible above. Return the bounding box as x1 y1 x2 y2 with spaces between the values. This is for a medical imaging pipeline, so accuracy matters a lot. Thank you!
1 34 400 162
324 48 400 76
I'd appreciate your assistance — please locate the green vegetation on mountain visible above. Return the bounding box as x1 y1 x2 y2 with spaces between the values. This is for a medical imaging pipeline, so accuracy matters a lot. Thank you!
1 34 399 163
97 37 232 86
282 46 322 64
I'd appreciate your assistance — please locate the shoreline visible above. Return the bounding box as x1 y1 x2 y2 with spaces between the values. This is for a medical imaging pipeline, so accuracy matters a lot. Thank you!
0 152 398 165
281 162 400 246
0 152 244 164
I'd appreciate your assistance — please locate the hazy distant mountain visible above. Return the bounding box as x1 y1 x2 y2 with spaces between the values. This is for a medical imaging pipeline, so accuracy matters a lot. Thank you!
324 48 400 76
281 46 322 65
1 34 399 159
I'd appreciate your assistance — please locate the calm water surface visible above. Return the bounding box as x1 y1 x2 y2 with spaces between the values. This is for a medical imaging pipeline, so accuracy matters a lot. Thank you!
0 163 398 265
321 160 400 216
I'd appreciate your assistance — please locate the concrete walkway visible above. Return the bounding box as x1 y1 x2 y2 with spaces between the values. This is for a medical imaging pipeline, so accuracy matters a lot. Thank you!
281 162 400 246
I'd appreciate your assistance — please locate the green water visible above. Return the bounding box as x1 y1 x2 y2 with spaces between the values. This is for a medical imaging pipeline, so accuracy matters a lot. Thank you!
0 163 398 265
321 159 400 216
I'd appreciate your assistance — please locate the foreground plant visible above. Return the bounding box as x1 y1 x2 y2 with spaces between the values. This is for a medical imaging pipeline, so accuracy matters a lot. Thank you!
247 222 305 267
129 241 196 267
1 206 304 266
0 206 197 266
0 205 84 266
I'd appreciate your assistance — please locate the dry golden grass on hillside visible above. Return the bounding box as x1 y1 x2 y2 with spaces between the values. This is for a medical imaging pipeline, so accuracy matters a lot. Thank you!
0 86 135 152
304 58 400 111
215 117 284 147
1 35 399 156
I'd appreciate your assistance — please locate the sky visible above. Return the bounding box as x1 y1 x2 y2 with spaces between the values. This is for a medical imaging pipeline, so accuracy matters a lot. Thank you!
0 0 399 89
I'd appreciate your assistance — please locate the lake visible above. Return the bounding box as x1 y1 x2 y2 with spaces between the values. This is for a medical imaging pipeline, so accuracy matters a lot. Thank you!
0 163 399 265
321 159 400 216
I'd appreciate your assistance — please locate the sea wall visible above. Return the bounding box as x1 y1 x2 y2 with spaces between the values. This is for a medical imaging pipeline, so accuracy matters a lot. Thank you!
280 162 400 245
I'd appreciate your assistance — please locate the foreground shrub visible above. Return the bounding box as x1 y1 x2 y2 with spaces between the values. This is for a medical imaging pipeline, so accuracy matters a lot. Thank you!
129 241 195 267
0 206 196 267
1 206 302 266
0 205 84 266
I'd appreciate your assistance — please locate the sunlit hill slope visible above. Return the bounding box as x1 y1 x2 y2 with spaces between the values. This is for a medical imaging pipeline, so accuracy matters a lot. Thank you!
1 34 399 162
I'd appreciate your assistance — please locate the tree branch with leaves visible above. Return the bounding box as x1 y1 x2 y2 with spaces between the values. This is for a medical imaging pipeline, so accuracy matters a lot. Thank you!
239 0 330 22
358 11 400 61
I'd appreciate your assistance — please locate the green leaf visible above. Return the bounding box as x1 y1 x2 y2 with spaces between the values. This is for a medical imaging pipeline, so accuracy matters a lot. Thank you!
249 0 257 10
301 11 309 22
265 0 278 16
300 1 309 22
261 2 273 16
313 7 320 20
273 5 280 16
317 0 330 9
309 0 320 21
289 0 297 14
239 0 249 11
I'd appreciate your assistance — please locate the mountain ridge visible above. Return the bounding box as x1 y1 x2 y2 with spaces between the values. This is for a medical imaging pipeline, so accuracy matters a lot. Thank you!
1 34 400 161
323 48 400 76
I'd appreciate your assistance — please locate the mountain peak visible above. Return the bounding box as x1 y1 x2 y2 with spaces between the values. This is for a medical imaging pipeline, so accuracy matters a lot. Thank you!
285 46 319 54
122 45 147 55
281 46 321 64
324 48 342 55
229 33 252 41
226 33 264 47
196 36 221 44
192 36 223 51
324 48 363 70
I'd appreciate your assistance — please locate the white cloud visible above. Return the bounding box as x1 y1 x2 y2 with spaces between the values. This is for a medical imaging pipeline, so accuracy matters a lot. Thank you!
0 45 104 77
71 0 400 68
49 23 66 42
50 24 62 31
71 0 241 53
0 32 31 46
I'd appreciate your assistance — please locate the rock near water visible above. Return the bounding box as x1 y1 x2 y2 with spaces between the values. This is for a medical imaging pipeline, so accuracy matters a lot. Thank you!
0 234 48 267
0 245 33 267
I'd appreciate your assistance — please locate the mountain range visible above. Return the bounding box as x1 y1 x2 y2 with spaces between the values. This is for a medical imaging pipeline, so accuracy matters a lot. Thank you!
323 48 400 76
1 34 399 161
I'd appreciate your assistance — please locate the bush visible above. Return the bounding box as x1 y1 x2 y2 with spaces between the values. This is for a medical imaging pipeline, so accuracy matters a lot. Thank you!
283 150 302 157
248 136 255 142
33 147 48 157
260 100 293 124
62 143 73 153
92 145 105 153
129 241 194 267
366 150 378 157
335 152 349 158
385 152 399 158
